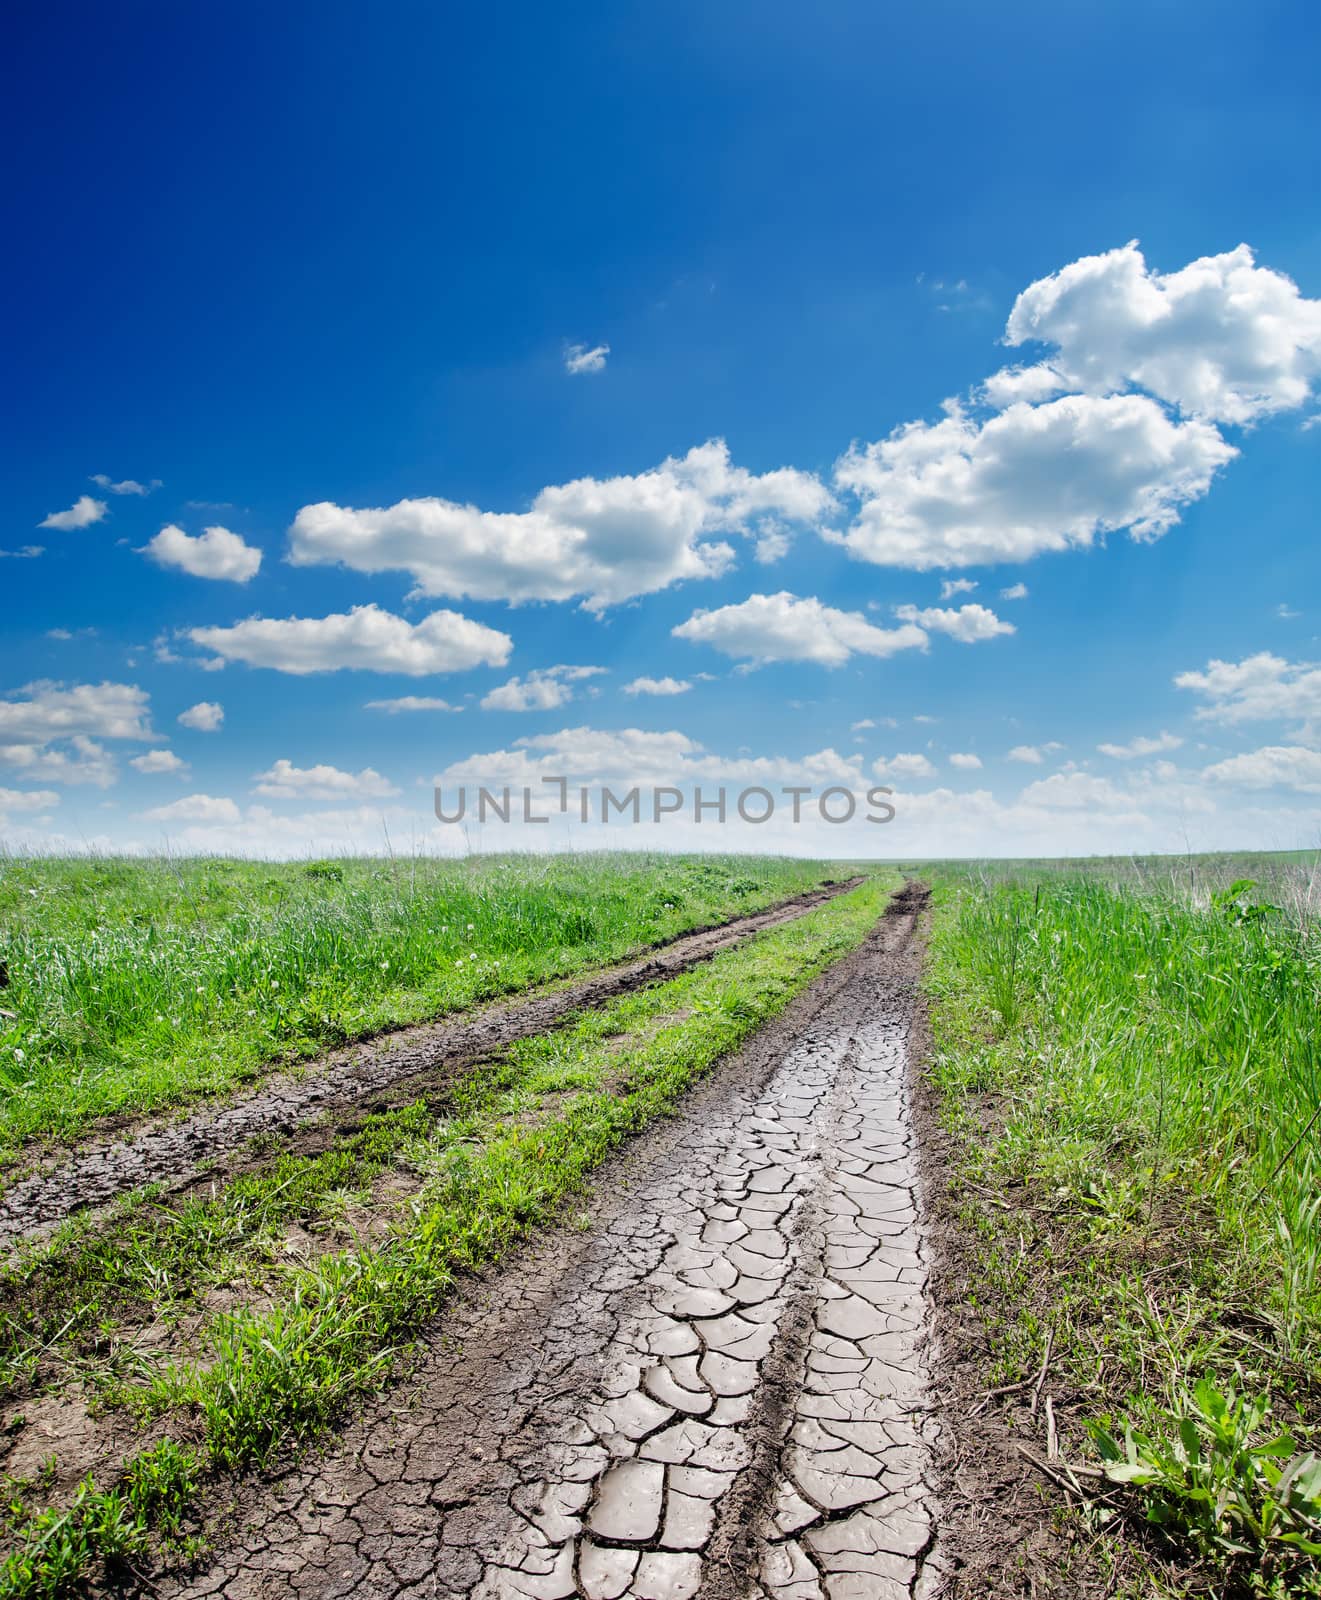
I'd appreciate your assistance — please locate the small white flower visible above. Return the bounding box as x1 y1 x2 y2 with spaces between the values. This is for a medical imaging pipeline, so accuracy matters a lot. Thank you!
467 923 475 931
380 961 389 971
12 1050 23 1063
271 979 280 989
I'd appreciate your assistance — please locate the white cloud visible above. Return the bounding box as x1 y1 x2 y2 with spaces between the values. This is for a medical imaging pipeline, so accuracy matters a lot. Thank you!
363 696 462 714
673 592 928 667
252 759 399 800
142 524 262 583
190 604 512 677
439 725 872 791
1004 242 1321 425
1097 730 1184 759
1175 652 1321 735
830 394 1235 570
129 749 189 776
1018 771 1136 811
0 545 44 560
0 736 118 788
939 578 978 600
91 475 159 496
1202 745 1321 794
949 752 982 769
752 523 792 564
623 676 692 697
872 752 936 780
39 495 107 531
0 681 155 746
1277 603 1301 620
287 441 835 611
1008 745 1044 764
0 788 60 813
565 342 610 375
480 665 607 713
851 718 876 732
1000 582 1029 600
980 363 1067 408
140 793 242 824
893 602 1015 643
178 701 224 732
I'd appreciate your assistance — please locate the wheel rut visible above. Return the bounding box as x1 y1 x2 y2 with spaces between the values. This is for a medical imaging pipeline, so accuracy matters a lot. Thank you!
160 883 945 1600
0 880 859 1251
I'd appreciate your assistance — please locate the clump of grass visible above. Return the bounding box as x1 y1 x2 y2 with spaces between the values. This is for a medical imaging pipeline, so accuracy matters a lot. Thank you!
0 852 841 1155
0 1440 200 1599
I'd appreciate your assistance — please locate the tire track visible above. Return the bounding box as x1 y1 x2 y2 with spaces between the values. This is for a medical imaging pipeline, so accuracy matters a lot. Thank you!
160 883 946 1599
0 881 860 1251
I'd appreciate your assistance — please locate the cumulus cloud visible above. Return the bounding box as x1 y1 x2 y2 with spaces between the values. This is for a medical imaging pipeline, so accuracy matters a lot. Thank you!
39 495 107 531
438 725 871 791
129 749 189 776
829 394 1235 570
893 602 1015 643
564 342 609 375
141 793 241 824
1000 582 1029 600
480 665 607 712
287 441 835 611
0 788 60 813
980 363 1067 408
1202 745 1321 794
1097 730 1184 759
178 701 224 732
91 475 159 496
1007 745 1044 764
0 681 155 747
190 604 512 677
1018 771 1138 811
0 736 118 788
1004 242 1321 424
142 524 262 582
364 696 462 714
939 578 978 600
948 752 982 769
872 752 936 780
622 676 692 697
673 592 928 667
1175 652 1321 735
252 759 399 800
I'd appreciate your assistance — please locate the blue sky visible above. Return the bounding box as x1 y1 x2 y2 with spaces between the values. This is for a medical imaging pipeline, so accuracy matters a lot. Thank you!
5 0 1320 857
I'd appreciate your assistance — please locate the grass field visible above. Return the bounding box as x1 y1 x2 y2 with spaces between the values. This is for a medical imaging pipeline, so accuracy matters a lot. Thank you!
922 855 1321 1597
0 865 895 1598
0 852 840 1158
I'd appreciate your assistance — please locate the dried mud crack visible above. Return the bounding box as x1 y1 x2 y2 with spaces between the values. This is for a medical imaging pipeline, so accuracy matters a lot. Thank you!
161 882 945 1600
0 881 859 1251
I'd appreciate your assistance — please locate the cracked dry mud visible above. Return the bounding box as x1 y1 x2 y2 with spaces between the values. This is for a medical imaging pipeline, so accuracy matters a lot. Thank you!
0 881 857 1250
164 885 941 1600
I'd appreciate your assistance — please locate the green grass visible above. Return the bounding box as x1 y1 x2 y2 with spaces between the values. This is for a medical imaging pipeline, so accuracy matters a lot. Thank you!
924 864 1321 1596
0 869 895 1597
0 851 842 1157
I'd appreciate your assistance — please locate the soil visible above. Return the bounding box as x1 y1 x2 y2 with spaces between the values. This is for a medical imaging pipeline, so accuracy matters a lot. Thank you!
143 882 946 1599
0 881 861 1252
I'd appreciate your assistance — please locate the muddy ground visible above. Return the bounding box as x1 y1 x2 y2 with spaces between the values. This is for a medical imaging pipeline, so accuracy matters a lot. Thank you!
0 880 859 1250
142 882 952 1600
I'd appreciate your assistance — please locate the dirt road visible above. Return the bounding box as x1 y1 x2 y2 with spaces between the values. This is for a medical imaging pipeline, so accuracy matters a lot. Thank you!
0 881 859 1249
163 884 943 1600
